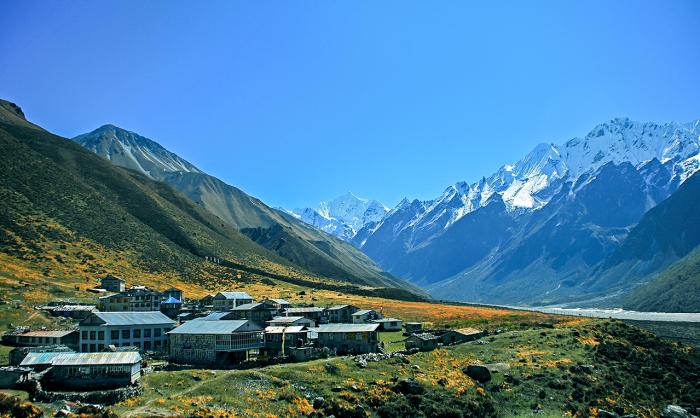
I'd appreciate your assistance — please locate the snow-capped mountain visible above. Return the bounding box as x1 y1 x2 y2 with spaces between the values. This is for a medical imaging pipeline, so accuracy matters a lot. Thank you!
284 192 389 241
354 117 700 305
362 118 700 245
73 124 201 180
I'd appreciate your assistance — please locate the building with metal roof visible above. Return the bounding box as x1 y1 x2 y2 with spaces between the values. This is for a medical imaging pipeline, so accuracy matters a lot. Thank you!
78 312 175 353
267 316 315 327
197 311 231 321
351 309 383 324
325 304 359 323
310 323 380 354
282 307 327 325
371 317 403 331
168 320 264 365
168 320 255 335
213 291 254 311
262 326 309 357
38 351 142 390
12 330 78 350
20 352 66 368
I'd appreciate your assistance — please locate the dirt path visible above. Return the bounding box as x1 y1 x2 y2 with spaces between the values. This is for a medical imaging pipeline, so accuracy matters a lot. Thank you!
124 375 212 417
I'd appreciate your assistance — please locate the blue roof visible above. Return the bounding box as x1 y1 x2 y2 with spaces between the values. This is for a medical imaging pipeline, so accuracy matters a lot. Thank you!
20 352 67 366
161 296 182 304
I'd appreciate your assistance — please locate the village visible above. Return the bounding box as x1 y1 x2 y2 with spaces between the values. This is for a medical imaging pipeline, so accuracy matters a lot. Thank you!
0 274 486 404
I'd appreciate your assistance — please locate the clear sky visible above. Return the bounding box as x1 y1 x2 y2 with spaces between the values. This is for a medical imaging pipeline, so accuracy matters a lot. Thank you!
2 1 699 209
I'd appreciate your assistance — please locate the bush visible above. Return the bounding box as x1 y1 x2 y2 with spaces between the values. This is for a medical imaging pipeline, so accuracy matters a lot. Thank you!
0 393 42 418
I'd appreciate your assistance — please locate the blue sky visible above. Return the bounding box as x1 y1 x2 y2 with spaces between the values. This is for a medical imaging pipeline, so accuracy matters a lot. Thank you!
2 1 699 209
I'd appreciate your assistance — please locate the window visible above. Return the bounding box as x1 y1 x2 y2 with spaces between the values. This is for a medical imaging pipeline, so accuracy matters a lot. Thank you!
122 329 130 339
97 344 104 351
89 344 96 352
144 341 151 350
154 328 161 337
144 329 151 338
133 329 141 338
89 331 96 340
82 344 88 352
82 331 88 340
111 330 119 340
98 331 104 340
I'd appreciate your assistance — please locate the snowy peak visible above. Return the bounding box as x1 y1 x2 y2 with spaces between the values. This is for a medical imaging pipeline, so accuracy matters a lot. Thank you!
285 192 389 241
72 124 201 180
358 117 700 251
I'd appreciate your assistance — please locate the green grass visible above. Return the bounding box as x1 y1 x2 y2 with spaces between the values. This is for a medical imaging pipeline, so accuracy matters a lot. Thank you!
102 319 700 418
0 345 13 365
379 330 406 352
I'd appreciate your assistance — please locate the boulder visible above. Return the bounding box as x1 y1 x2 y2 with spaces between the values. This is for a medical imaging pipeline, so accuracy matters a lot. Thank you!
312 397 326 409
463 364 491 383
393 378 424 395
661 405 698 418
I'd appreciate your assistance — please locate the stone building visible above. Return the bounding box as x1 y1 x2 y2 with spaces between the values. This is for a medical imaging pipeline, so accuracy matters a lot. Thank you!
226 300 279 323
310 323 380 354
405 333 439 352
371 317 403 331
39 352 141 390
167 320 264 365
262 326 309 357
99 286 163 312
162 287 184 302
78 312 175 352
267 316 315 327
268 299 291 310
100 274 125 292
213 291 254 311
326 305 359 323
351 309 383 324
12 330 78 350
283 307 327 325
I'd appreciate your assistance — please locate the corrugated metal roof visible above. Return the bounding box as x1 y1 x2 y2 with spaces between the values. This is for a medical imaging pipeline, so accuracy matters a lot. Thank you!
268 316 307 324
90 312 175 326
231 302 272 311
168 320 255 335
310 324 379 333
285 307 325 313
265 326 307 334
20 330 76 338
269 299 289 304
327 304 355 311
371 317 402 323
197 312 231 321
217 291 252 300
161 296 182 304
351 309 375 316
20 352 66 366
51 352 141 366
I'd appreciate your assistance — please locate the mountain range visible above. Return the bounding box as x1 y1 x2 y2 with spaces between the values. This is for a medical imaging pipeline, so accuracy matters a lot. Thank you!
72 124 421 293
324 117 699 310
0 99 423 301
3 96 698 311
71 115 700 311
282 193 389 241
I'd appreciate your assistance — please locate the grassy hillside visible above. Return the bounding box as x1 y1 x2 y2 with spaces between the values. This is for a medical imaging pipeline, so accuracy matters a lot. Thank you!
624 246 700 313
0 104 419 312
73 124 416 291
